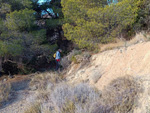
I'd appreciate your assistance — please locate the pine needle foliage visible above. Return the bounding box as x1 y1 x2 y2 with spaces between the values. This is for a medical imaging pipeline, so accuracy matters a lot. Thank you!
61 0 141 50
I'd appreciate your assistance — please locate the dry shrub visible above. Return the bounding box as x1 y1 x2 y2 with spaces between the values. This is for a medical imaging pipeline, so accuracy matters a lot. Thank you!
29 72 61 91
61 100 75 113
61 49 82 68
47 83 101 113
24 103 41 113
101 76 142 113
61 56 71 69
100 33 147 52
71 55 78 64
29 72 63 107
90 102 112 113
74 52 91 64
61 49 91 70
27 73 142 113
0 82 11 105
99 38 125 52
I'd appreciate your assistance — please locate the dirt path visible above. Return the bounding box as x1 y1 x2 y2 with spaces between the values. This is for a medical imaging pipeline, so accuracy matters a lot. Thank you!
0 91 35 113
0 75 36 113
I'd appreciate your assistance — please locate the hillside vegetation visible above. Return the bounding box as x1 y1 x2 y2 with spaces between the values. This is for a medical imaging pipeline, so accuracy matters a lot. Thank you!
0 0 150 113
62 0 140 49
0 0 150 74
0 0 63 74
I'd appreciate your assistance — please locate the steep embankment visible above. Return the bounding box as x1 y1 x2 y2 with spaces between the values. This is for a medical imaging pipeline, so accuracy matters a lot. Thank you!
66 41 150 112
66 41 150 90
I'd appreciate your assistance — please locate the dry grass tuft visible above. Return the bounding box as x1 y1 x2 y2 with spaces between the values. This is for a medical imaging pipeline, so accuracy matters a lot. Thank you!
100 33 148 52
0 82 11 106
49 83 101 113
29 72 62 91
26 74 142 113
26 83 99 113
61 49 82 68
28 72 63 106
100 39 125 52
24 103 41 113
61 100 75 113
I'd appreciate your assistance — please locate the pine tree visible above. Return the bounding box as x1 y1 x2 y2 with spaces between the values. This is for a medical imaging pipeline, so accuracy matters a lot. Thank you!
61 0 140 50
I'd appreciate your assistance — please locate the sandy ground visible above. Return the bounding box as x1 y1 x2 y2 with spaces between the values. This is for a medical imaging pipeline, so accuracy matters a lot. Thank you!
95 42 150 90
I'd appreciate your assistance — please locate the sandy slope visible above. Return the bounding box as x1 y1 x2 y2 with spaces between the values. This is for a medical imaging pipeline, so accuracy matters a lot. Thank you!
67 42 150 90
66 41 150 113
95 42 150 90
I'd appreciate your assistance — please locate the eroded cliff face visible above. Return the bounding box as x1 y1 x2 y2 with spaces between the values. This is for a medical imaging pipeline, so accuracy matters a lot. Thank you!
66 41 150 89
